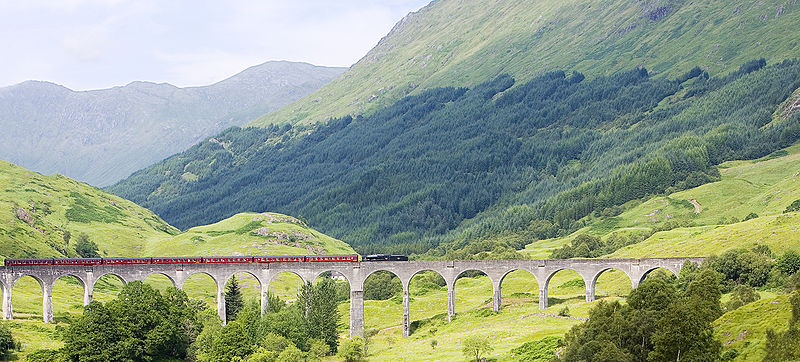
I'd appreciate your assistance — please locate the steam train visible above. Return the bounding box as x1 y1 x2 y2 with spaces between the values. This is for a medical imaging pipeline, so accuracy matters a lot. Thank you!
3 254 408 266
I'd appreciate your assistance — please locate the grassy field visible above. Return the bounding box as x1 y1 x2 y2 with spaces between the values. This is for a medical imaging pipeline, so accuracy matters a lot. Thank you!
523 143 800 259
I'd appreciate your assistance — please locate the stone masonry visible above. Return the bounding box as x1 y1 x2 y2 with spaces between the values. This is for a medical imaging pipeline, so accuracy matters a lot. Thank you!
0 257 702 337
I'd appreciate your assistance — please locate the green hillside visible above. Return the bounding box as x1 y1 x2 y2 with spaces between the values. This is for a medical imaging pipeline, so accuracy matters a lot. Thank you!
0 159 353 259
0 160 177 259
714 293 793 361
252 0 800 126
143 212 355 257
522 142 800 259
0 161 354 358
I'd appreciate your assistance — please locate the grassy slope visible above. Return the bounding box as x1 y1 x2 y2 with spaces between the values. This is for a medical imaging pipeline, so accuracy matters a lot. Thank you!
144 212 355 257
714 293 793 361
253 0 800 126
0 160 354 259
523 143 800 259
0 160 177 259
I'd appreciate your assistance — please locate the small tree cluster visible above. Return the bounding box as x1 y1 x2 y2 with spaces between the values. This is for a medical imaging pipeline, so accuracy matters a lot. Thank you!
62 282 200 361
558 264 723 361
74 233 100 258
192 276 341 361
364 271 402 300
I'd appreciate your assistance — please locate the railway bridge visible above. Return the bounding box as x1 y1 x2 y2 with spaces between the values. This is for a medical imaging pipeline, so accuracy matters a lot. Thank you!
0 257 702 337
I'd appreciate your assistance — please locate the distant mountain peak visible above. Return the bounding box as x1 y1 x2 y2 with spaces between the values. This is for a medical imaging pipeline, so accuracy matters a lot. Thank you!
0 61 346 186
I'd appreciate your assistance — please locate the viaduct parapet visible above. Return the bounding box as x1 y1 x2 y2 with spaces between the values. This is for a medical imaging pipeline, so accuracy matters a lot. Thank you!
0 257 702 337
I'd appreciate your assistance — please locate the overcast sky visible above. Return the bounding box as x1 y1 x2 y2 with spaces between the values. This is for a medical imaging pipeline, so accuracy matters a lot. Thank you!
0 0 430 90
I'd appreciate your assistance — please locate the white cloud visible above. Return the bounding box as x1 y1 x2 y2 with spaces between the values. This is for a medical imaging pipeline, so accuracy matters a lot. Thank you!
153 50 266 87
61 24 110 62
0 0 430 90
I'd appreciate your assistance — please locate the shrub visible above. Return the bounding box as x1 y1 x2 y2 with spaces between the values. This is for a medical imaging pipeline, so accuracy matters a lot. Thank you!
0 324 14 355
725 284 760 311
462 335 493 362
308 338 330 358
276 344 305 362
337 336 366 362
777 250 800 275
364 271 401 300
74 233 100 258
784 199 800 213
743 212 759 221
259 333 291 353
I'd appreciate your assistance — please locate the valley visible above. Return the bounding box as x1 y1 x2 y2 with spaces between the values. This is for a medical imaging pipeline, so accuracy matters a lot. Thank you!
3 0 800 360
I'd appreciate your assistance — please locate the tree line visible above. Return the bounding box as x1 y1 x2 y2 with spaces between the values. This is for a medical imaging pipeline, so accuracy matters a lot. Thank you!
23 276 352 362
553 255 800 362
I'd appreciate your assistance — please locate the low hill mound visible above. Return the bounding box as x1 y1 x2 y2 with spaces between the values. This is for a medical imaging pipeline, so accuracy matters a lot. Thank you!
0 160 353 259
144 212 355 257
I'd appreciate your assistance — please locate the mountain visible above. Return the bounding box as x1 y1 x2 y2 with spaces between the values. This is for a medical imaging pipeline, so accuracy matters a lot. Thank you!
110 0 800 255
0 159 353 259
109 59 800 254
251 0 800 126
0 61 346 186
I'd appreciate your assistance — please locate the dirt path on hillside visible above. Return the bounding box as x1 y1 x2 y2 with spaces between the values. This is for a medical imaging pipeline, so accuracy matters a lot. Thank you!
689 198 702 214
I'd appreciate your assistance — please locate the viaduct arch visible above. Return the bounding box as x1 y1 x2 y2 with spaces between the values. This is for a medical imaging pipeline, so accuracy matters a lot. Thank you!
0 257 701 337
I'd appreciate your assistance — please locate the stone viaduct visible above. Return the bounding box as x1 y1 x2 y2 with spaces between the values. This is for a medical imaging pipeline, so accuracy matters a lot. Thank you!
0 257 702 337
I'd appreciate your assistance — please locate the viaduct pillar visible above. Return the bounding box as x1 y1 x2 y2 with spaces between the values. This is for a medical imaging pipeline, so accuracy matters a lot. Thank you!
216 282 226 325
260 284 269 316
83 272 93 306
43 284 53 323
402 283 410 337
539 285 548 309
492 280 502 312
2 287 11 320
350 289 364 337
585 281 595 302
350 265 364 337
447 283 455 322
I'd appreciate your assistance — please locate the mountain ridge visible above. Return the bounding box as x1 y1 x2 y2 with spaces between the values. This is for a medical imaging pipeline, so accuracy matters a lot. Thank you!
252 0 800 127
0 61 346 186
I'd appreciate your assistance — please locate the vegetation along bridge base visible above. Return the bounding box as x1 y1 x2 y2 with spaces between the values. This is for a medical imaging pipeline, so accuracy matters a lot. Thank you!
0 257 702 337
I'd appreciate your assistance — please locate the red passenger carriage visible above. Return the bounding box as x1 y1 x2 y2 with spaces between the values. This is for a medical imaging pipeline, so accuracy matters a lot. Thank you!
203 256 254 263
151 257 203 264
103 257 152 265
4 254 371 266
53 258 102 266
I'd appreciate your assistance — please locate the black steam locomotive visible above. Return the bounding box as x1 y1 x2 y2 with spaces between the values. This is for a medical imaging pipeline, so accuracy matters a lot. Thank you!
362 254 409 261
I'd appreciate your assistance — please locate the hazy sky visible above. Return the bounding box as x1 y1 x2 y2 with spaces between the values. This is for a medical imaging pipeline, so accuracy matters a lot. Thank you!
0 0 430 90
